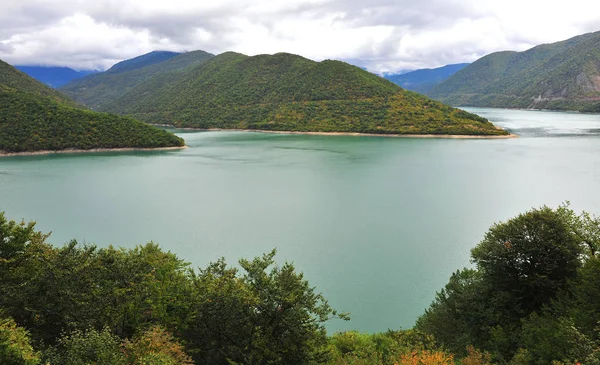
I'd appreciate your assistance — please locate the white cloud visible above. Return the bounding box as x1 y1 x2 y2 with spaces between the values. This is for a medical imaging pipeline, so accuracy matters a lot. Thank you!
0 0 599 72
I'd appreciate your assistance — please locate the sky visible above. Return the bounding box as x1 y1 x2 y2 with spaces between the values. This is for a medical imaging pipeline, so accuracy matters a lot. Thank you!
0 0 599 74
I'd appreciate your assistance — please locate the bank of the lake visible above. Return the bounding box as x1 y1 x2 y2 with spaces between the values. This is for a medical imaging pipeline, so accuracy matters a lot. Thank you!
0 146 188 157
152 125 519 139
1 107 599 333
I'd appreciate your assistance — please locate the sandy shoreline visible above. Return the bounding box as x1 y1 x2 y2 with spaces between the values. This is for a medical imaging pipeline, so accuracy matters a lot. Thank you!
0 146 188 157
154 125 518 139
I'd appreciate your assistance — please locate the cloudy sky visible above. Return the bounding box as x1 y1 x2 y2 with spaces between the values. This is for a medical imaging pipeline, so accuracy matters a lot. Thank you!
1 0 599 74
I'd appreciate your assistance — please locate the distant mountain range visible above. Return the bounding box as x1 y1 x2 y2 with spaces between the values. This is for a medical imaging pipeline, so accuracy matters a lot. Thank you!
384 63 469 93
0 59 184 153
60 50 507 136
14 66 98 88
428 31 600 112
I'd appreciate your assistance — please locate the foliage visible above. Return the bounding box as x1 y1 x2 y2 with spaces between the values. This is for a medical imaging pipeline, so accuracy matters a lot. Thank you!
0 212 346 365
429 31 600 111
327 330 437 365
470 205 584 325
518 313 594 365
395 349 454 365
43 327 124 365
185 250 348 364
123 325 193 365
461 346 493 365
417 204 600 363
84 51 507 136
0 316 40 365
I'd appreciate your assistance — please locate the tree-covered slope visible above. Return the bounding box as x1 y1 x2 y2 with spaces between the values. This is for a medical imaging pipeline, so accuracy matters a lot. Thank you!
105 50 180 74
429 31 600 111
0 59 184 153
59 50 214 109
385 63 469 93
0 60 75 105
100 52 508 136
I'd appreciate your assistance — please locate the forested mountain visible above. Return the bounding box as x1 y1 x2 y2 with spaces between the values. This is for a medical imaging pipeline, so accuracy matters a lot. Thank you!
385 63 469 93
104 50 181 74
428 31 600 111
14 66 97 88
60 50 214 109
0 59 184 153
93 51 508 136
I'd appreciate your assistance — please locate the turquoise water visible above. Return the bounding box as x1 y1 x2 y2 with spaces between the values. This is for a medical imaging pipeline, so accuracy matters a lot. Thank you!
1 108 600 333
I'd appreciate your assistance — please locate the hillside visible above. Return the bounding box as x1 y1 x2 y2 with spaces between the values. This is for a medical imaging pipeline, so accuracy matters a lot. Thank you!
0 59 185 153
385 63 469 93
14 66 97 87
97 52 508 136
60 50 214 109
428 31 600 111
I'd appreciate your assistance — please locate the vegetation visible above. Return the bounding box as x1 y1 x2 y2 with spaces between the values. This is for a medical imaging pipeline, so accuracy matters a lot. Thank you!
93 52 507 136
60 50 215 109
416 204 600 364
429 31 600 111
385 63 469 93
2 203 599 364
0 59 185 153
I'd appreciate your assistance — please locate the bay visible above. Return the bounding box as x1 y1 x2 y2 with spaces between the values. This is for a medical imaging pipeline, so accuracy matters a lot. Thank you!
1 107 600 333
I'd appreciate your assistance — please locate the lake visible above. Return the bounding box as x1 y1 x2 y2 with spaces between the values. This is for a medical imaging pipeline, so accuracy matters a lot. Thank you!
1 107 600 333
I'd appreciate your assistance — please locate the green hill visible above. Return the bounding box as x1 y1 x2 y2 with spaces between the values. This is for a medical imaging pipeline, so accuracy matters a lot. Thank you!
59 50 215 109
0 59 184 154
96 52 508 136
428 31 600 111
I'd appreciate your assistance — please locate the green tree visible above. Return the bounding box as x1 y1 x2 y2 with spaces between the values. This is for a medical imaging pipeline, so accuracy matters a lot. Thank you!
470 205 584 324
186 250 347 365
0 316 40 365
43 327 123 365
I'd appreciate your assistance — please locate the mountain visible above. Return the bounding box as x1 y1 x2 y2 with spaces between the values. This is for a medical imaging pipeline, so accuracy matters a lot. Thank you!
14 66 98 88
60 50 214 110
105 50 181 74
0 59 184 153
428 31 600 111
93 52 508 136
385 63 469 93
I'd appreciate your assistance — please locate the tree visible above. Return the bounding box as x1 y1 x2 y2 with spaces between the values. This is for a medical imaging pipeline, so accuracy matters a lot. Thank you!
122 325 193 365
186 250 348 365
470 205 584 323
42 327 123 365
0 316 40 365
414 269 490 356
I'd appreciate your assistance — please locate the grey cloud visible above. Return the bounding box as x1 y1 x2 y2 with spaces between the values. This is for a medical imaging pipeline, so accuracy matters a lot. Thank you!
0 0 598 72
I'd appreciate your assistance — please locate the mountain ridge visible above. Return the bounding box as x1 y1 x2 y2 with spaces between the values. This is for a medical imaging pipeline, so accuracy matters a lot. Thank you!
385 63 469 93
94 51 509 136
60 50 215 109
428 31 600 111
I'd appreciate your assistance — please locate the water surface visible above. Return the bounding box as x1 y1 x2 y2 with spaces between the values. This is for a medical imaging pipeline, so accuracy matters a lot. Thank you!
1 108 600 333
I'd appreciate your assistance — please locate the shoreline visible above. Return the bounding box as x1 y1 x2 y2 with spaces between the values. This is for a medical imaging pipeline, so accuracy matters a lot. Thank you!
0 146 188 157
154 125 518 139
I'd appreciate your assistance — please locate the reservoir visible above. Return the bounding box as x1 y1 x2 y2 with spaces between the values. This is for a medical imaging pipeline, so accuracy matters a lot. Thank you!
1 108 600 333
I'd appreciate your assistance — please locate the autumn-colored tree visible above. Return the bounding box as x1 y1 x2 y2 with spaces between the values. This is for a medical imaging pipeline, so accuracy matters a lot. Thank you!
395 350 454 365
